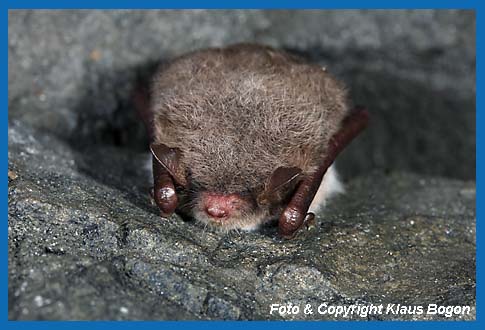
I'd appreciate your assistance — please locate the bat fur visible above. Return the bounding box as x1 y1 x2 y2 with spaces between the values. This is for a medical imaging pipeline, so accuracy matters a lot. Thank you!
146 43 350 231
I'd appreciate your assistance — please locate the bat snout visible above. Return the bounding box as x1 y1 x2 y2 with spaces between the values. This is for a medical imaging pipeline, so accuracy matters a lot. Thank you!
205 205 229 219
202 193 244 221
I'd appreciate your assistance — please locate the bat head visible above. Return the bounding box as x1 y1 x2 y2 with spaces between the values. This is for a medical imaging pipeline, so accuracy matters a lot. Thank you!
147 44 352 233
151 143 304 231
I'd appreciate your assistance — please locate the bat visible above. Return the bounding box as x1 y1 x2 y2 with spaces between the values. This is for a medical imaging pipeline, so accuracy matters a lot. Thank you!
134 43 368 238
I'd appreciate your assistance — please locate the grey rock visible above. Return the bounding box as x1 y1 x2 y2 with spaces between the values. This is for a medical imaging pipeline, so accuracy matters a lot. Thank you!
8 10 475 320
8 121 475 320
8 10 475 179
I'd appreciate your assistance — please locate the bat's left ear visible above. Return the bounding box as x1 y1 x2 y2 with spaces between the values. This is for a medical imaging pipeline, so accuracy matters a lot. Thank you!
258 166 303 205
150 143 188 188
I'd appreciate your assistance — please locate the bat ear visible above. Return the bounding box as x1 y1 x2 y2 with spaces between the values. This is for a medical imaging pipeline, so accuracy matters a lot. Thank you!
258 166 303 205
150 143 187 187
266 167 303 193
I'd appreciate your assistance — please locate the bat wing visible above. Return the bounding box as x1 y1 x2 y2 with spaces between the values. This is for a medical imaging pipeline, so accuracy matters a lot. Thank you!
279 106 369 238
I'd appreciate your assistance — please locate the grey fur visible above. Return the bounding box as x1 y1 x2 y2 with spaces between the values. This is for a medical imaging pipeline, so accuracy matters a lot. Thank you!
150 43 350 229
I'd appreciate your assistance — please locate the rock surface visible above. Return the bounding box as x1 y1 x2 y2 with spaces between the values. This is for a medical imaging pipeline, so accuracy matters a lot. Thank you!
8 121 475 320
8 10 476 320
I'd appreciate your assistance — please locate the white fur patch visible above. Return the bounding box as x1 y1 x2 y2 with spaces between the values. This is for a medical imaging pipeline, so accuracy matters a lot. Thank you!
308 165 344 214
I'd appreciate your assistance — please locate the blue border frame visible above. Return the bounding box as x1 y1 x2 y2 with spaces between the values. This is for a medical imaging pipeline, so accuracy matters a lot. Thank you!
4 1 481 329
1 0 480 9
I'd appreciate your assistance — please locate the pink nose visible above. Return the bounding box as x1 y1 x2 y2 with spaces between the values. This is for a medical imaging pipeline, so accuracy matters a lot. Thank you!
206 206 228 219
203 193 242 220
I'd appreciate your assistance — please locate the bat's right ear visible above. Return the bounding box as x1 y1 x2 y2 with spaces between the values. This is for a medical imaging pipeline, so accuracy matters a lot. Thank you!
150 143 187 188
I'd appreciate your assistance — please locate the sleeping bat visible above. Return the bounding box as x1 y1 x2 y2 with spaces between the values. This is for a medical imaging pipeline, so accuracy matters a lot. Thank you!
134 43 368 239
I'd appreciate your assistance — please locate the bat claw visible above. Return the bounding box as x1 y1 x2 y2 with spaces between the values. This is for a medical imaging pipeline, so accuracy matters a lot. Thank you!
159 211 172 218
279 212 315 239
304 212 316 230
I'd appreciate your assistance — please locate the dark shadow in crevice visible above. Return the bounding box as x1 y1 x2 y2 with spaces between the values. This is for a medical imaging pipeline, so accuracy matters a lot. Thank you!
65 60 162 215
68 59 161 151
285 46 476 181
